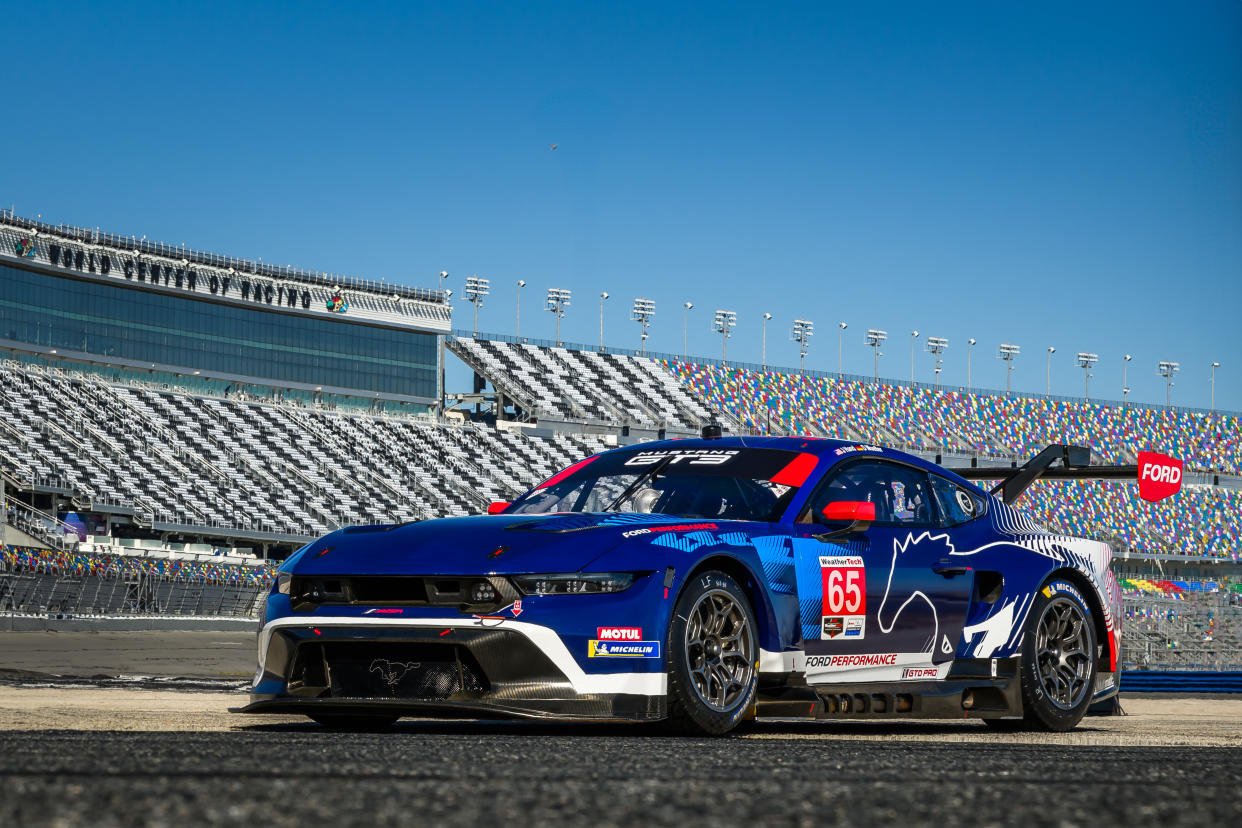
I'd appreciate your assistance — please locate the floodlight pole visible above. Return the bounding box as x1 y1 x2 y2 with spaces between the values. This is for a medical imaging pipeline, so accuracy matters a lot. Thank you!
967 339 975 393
925 337 949 391
838 322 847 379
865 329 887 383
909 331 919 384
998 343 1020 394
682 302 693 359
1211 362 1220 411
1123 354 1132 405
1046 347 1055 395
713 310 737 363
546 288 571 346
599 292 609 349
792 319 814 374
515 280 525 338
631 298 655 356
1077 353 1098 401
463 275 489 337
1158 360 1179 407
761 313 772 369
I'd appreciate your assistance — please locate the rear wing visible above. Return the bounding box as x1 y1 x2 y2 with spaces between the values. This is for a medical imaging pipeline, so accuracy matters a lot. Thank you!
947 445 1182 505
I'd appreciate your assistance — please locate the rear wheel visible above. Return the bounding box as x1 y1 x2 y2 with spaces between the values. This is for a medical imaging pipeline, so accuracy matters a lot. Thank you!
1014 579 1098 731
308 714 400 731
664 571 758 735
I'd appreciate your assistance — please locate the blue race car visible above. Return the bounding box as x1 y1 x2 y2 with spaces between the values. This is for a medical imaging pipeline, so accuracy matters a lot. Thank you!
239 433 1139 735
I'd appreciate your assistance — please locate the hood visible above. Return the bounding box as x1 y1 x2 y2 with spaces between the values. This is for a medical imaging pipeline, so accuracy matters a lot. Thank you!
287 513 705 576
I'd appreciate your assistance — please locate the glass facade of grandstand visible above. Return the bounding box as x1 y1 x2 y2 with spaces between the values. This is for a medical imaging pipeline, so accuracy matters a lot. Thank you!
0 264 438 400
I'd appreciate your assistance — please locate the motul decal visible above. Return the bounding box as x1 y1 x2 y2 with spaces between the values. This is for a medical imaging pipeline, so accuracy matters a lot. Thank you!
597 627 642 640
1137 451 1182 502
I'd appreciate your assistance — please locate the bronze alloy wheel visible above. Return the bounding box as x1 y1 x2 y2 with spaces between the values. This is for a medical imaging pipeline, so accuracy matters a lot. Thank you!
683 588 756 712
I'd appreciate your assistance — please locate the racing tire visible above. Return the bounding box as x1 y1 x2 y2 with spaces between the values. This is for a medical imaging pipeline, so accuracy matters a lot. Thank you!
1014 579 1098 732
308 714 400 731
664 570 758 736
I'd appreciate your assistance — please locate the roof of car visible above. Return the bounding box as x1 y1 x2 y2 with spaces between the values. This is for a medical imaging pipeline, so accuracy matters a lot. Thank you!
598 435 985 491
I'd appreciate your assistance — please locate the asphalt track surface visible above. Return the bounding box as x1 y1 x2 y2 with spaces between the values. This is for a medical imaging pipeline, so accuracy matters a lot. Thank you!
2 631 1241 827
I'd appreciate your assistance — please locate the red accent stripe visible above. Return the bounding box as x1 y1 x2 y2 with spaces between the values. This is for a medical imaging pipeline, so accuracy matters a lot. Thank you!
535 455 599 489
770 452 818 487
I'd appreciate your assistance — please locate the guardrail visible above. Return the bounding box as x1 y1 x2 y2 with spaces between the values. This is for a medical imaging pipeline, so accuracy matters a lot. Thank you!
1122 671 1242 692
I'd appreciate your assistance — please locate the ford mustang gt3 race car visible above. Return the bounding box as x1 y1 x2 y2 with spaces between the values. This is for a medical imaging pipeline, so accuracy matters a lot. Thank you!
239 434 1182 735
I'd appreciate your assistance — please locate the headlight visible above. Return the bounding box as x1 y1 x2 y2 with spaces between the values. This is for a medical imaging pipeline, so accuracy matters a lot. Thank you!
273 572 292 595
512 573 635 596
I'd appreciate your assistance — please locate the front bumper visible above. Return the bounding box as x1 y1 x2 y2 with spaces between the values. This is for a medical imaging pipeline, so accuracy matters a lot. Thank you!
237 616 667 721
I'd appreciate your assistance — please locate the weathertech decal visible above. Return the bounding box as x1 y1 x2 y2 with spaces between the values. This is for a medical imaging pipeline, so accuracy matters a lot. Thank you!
597 627 643 640
588 640 661 658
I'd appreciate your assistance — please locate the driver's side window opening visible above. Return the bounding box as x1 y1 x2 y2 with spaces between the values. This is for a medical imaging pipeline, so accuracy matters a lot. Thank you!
800 460 938 527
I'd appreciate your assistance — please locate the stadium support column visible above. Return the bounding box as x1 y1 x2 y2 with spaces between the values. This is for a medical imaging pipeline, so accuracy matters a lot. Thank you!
439 336 446 417
0 474 6 547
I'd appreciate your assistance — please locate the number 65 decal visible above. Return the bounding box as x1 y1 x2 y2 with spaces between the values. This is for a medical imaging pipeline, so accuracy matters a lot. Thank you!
819 556 867 640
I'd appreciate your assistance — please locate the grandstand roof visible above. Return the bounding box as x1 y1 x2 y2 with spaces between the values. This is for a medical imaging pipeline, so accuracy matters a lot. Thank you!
1 211 450 334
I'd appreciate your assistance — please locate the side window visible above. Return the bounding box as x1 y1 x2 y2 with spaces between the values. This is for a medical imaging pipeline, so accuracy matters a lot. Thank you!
929 475 986 526
801 460 938 527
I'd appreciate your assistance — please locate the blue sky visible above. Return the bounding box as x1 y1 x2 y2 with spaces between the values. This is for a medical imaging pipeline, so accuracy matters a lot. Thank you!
3 1 1239 409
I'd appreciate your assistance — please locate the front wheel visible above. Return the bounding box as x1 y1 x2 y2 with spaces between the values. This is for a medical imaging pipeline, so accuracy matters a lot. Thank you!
1015 579 1098 731
664 570 758 735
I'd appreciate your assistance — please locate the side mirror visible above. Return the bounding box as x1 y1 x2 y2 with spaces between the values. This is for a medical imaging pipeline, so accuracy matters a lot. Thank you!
821 501 876 523
487 501 510 515
814 501 874 543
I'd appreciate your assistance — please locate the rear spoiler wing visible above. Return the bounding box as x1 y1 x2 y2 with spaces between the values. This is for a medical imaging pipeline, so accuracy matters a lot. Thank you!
947 444 1181 505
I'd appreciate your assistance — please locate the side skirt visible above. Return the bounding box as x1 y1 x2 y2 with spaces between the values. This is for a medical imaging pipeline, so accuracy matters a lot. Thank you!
755 658 1023 720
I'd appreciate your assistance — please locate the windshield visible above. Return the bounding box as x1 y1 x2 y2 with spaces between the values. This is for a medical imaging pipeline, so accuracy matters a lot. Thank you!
508 446 814 521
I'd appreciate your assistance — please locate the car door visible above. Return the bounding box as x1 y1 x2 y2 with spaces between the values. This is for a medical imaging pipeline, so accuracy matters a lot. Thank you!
791 458 975 684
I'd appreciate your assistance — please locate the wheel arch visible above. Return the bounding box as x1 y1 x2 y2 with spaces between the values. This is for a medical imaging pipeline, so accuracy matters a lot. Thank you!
1044 566 1113 672
682 554 781 654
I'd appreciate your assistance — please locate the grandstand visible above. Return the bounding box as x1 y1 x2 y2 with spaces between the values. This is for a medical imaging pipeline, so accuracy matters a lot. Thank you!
1 210 1238 665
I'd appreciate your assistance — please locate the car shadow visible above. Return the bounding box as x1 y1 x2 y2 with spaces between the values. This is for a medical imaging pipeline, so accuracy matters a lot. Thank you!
232 716 1087 739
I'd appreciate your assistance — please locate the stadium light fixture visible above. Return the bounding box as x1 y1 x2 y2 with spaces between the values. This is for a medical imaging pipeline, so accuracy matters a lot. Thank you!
546 288 571 345
998 343 1020 394
1077 352 1098 401
1046 346 1056 395
1123 354 1132 405
631 297 655 356
682 302 694 359
463 276 489 337
838 322 847 379
515 280 526 338
925 337 949 391
761 313 773 369
792 319 814 374
438 270 449 295
909 331 919 384
1158 360 1179 407
599 292 610 350
865 329 887 383
1211 362 1220 412
713 310 737 362
967 338 976 393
